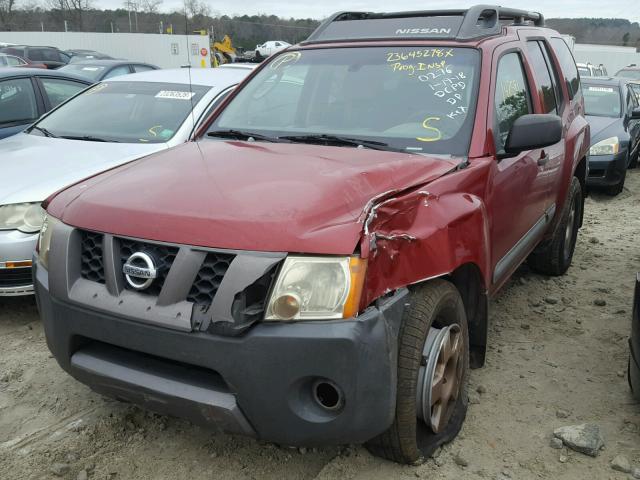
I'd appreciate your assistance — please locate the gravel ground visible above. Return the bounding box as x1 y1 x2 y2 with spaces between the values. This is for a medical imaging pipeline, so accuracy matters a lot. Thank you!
2 170 640 480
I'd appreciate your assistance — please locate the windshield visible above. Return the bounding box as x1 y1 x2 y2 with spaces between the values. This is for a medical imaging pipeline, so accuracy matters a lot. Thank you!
208 46 480 156
32 81 210 143
583 84 621 117
60 64 107 80
617 69 640 80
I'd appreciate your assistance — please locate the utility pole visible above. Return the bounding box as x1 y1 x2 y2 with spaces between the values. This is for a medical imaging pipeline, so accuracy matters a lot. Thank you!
64 20 68 32
126 1 132 33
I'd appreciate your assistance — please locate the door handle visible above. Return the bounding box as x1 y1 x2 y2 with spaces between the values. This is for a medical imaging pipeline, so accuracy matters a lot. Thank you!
538 151 549 166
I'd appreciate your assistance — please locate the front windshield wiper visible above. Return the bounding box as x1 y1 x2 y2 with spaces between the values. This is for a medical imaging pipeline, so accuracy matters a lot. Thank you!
207 129 281 142
59 135 116 143
30 126 58 138
279 134 404 152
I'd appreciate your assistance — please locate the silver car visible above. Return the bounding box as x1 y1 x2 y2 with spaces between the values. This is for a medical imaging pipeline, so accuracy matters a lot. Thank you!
0 66 253 296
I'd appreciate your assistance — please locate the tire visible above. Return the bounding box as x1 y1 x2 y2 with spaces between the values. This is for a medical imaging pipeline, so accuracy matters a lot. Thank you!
366 280 469 464
605 167 627 196
528 176 583 276
629 149 638 169
255 50 263 60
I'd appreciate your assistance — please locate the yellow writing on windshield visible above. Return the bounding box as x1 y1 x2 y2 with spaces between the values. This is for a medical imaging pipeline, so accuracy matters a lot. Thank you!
416 116 442 142
386 49 454 62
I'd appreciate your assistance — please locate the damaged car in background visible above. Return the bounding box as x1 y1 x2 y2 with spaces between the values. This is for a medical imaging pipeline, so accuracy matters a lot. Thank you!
35 5 589 464
0 67 253 296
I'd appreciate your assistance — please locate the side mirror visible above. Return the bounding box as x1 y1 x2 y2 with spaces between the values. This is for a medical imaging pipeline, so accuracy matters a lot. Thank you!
505 114 562 155
630 108 640 120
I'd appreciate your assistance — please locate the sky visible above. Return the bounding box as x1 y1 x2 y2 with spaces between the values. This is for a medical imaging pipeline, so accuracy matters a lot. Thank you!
97 0 640 23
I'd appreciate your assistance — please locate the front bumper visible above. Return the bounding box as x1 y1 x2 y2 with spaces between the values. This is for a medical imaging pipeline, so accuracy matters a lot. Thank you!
35 258 406 446
629 274 640 400
587 151 628 187
0 229 38 296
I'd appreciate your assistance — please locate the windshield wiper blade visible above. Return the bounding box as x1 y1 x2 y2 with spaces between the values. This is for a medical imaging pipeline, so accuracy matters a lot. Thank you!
279 134 402 152
59 135 115 143
207 129 280 142
30 126 58 138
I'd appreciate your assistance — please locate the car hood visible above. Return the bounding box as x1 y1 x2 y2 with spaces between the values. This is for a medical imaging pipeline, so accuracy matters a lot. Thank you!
0 133 166 205
586 115 623 145
49 141 459 254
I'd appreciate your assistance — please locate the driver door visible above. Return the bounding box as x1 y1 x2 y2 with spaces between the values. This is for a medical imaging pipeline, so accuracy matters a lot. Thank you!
488 49 554 287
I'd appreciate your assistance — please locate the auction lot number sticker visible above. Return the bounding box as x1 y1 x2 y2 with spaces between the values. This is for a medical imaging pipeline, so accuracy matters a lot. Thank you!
155 90 196 100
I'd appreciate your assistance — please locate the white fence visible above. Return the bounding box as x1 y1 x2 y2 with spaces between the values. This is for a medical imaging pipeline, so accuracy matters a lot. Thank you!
0 32 211 69
573 43 640 76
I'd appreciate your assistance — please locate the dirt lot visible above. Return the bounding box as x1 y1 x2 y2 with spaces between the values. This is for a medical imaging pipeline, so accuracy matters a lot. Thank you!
2 170 640 480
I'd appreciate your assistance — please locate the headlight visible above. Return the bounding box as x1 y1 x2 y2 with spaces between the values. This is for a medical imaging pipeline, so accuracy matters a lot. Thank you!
37 214 61 269
590 136 619 156
0 202 46 233
265 256 367 321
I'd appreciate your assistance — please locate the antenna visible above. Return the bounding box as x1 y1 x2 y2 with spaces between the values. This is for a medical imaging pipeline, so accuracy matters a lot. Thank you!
184 1 197 139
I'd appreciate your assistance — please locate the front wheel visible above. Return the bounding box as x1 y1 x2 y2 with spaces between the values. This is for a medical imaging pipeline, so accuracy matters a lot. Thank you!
605 166 627 196
366 280 469 464
528 176 583 276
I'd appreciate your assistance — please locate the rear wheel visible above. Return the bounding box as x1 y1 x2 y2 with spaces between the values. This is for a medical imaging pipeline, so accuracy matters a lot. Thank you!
366 280 469 464
528 176 582 276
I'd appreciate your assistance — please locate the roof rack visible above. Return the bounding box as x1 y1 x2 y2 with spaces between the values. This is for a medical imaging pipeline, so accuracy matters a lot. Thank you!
303 4 544 44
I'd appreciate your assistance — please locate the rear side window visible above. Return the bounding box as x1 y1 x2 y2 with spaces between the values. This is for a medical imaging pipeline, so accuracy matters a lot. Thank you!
40 78 86 107
0 78 38 125
30 48 59 62
526 41 557 114
133 64 155 73
103 65 131 79
550 38 580 100
494 52 532 151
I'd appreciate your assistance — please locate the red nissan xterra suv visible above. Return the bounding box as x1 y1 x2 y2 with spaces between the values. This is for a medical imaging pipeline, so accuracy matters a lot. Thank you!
35 6 589 464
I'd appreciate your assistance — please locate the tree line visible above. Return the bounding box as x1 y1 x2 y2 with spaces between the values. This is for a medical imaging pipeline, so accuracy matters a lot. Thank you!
1 0 639 51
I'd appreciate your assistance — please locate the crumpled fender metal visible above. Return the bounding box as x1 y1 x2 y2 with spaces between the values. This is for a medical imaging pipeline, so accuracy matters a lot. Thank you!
358 164 492 308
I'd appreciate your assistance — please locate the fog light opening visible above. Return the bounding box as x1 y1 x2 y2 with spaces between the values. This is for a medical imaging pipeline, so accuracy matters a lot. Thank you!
313 380 343 411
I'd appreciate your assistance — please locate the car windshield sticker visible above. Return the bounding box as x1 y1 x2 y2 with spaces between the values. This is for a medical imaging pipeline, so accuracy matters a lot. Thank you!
155 90 196 100
588 86 615 93
85 83 108 95
270 51 302 70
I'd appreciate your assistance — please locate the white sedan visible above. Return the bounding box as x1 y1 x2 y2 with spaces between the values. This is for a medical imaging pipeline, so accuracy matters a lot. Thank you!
0 66 254 296
255 41 291 59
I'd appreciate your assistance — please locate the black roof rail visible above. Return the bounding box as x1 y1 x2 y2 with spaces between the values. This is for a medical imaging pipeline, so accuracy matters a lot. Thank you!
303 4 544 44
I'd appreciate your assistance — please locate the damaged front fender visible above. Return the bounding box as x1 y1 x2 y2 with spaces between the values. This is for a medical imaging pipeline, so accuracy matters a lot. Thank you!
359 172 492 308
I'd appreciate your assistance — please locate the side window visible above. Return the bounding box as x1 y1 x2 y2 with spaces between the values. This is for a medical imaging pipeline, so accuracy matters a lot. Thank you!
526 41 557 114
133 64 155 73
28 48 47 61
7 56 25 66
103 66 131 79
494 52 532 151
40 78 86 107
538 41 564 107
550 37 580 100
0 78 38 125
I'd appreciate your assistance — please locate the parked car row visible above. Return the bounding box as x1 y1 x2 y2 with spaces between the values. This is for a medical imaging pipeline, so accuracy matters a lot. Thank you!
1 4 639 467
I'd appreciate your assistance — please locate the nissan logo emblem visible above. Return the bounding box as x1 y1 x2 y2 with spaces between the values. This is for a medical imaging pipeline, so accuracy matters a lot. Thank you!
122 252 157 290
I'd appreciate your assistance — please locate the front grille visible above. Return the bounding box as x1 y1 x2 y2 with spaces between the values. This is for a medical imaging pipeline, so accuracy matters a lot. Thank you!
187 252 235 306
0 267 32 288
119 239 178 296
80 231 105 284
